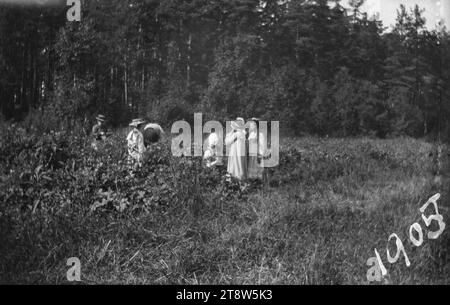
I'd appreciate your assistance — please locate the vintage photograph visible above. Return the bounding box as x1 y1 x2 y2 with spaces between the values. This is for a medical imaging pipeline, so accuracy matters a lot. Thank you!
0 0 449 286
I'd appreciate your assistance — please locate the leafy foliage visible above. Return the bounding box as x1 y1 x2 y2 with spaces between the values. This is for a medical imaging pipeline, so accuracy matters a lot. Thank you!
1 1 450 139
1 127 448 284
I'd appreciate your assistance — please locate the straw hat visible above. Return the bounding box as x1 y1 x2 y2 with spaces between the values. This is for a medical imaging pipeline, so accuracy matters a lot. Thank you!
96 114 106 122
144 123 164 134
129 118 146 127
231 119 245 131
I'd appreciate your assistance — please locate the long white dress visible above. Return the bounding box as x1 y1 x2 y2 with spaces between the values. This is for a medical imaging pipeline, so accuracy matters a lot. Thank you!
204 132 221 167
247 131 266 179
225 129 247 180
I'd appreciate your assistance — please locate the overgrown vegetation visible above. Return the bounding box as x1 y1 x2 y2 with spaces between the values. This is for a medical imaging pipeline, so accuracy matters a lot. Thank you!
1 0 449 284
1 127 448 284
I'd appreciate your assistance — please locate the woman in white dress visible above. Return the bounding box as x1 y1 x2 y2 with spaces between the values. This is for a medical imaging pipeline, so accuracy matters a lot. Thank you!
203 128 222 167
247 119 266 180
126 118 146 168
225 118 247 180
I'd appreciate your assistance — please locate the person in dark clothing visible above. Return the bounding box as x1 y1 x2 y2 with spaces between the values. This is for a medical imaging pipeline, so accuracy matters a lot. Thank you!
142 123 164 148
91 114 107 150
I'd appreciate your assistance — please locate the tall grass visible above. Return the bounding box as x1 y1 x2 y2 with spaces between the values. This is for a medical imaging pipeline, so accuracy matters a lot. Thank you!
0 128 448 284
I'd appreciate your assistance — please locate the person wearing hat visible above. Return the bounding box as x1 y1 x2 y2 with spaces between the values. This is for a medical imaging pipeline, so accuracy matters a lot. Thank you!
127 118 146 168
142 122 165 147
91 114 107 151
247 118 266 180
225 118 247 180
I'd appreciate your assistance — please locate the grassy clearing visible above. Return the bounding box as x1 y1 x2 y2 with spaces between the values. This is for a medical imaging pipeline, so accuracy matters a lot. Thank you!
0 130 449 284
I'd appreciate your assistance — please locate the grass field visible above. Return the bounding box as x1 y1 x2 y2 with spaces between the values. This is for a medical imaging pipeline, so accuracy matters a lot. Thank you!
0 127 449 284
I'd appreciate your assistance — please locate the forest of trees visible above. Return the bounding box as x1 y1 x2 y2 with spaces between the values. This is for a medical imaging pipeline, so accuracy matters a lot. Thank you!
0 0 449 139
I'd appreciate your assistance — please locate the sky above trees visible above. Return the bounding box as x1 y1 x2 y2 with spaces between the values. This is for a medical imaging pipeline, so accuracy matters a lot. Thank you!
345 0 450 29
0 0 448 30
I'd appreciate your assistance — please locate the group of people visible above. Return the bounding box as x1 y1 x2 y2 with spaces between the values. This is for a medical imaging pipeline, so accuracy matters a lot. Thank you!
91 115 267 181
204 117 267 181
91 115 165 169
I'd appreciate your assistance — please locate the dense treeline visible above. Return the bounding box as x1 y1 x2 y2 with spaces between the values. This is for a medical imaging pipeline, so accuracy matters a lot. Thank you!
0 0 449 139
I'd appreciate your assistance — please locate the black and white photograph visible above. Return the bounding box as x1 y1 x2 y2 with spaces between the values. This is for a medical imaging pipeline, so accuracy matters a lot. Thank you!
0 0 449 289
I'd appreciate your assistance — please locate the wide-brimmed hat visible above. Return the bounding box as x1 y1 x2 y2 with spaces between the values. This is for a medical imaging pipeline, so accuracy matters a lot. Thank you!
144 123 164 134
96 114 106 122
247 117 262 129
129 118 146 127
231 119 245 131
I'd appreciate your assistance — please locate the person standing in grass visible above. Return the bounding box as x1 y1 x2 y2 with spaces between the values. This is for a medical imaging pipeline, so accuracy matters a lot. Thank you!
203 128 221 167
225 118 247 180
127 118 146 168
91 114 107 151
247 118 265 180
142 122 165 148
141 121 165 163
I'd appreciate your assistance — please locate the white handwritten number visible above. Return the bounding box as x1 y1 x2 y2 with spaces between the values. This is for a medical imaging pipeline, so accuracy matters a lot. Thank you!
366 193 446 283
386 233 411 267
67 0 81 22
409 223 424 247
419 193 446 239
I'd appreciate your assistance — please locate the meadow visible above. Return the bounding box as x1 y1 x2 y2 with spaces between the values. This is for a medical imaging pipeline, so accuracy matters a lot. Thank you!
0 125 449 284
